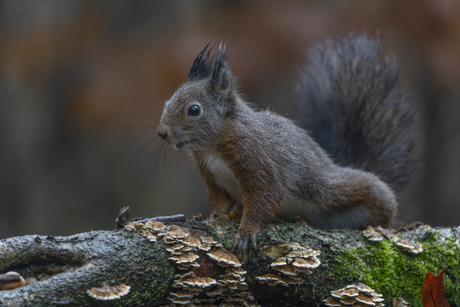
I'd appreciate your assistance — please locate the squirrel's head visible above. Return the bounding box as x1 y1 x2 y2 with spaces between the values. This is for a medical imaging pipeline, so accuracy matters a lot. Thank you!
158 43 236 151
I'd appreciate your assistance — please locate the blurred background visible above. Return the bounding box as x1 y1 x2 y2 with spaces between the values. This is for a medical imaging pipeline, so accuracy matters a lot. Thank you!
1 0 459 239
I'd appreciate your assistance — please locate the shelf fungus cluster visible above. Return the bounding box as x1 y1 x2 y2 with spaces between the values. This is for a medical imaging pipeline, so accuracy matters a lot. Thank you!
168 271 218 305
162 226 204 270
323 283 384 307
165 262 259 306
128 221 260 307
125 221 215 270
124 220 166 242
257 242 320 287
87 283 131 301
363 226 423 254
205 250 260 307
166 265 257 306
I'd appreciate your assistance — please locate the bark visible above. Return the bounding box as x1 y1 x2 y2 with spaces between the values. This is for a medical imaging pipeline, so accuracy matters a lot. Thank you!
0 218 459 307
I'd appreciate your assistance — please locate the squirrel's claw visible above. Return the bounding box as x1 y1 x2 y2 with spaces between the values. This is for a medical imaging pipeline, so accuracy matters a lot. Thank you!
234 232 258 265
234 233 249 265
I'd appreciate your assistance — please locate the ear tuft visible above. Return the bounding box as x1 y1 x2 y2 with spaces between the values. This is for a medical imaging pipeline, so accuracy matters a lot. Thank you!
211 43 227 81
210 43 231 92
187 41 214 81
187 42 233 96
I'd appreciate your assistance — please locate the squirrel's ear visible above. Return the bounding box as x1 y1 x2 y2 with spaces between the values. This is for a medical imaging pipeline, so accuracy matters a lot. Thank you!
209 43 233 96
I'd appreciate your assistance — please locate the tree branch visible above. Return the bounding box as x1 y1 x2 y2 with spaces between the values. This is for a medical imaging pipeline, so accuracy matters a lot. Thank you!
0 218 459 307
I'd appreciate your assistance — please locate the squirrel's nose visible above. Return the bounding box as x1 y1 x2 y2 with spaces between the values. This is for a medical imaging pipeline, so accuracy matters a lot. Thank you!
158 128 168 139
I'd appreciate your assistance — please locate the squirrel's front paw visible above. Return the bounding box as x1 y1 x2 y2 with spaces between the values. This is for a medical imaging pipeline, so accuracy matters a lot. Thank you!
234 231 258 265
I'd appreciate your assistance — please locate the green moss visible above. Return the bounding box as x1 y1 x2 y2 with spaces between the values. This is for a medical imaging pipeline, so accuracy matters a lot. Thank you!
335 233 460 306
207 219 239 250
109 237 175 307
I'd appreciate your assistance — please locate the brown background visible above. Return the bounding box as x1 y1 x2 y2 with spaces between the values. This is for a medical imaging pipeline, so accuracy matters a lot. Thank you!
1 0 459 239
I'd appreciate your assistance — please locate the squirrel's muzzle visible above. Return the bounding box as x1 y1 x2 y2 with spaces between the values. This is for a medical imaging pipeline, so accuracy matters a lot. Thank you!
157 127 168 140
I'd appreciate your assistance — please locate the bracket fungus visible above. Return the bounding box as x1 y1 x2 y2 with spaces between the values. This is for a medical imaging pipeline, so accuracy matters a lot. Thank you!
164 236 177 244
199 247 257 306
228 267 246 275
87 283 131 301
0 272 27 290
145 220 166 231
124 221 144 232
173 276 217 288
169 273 218 305
363 226 423 254
207 247 242 267
362 226 383 242
323 283 384 307
201 235 223 247
167 243 185 254
265 242 320 279
292 256 321 269
169 290 196 298
176 234 201 248
166 296 191 305
393 237 423 254
167 225 190 239
149 224 206 271
124 223 137 232
375 226 396 242
198 243 212 251
168 251 200 264
256 273 288 287
139 230 157 242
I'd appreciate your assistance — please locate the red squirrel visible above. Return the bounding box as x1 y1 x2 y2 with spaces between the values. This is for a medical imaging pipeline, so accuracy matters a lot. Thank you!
157 33 415 264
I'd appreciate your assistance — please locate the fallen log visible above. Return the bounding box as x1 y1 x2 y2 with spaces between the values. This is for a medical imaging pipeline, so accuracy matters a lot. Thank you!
0 216 459 307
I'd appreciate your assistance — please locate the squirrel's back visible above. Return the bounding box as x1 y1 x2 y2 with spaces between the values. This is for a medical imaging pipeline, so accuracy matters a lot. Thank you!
298 33 415 193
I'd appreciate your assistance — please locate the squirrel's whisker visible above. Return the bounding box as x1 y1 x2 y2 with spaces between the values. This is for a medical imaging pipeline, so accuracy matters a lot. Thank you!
162 141 167 178
179 130 210 159
149 138 164 180
156 141 167 181
127 137 158 169
189 139 209 159
145 95 165 111
183 141 190 156
175 128 209 159
123 118 157 126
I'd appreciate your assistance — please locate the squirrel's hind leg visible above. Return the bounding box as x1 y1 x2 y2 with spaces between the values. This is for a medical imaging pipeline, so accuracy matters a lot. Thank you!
207 189 235 219
308 168 398 230
307 205 389 230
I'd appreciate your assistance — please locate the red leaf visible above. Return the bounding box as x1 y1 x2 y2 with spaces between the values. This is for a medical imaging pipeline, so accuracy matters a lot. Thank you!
418 267 451 307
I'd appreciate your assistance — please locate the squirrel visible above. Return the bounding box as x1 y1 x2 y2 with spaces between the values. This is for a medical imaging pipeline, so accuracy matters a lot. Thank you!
157 33 415 264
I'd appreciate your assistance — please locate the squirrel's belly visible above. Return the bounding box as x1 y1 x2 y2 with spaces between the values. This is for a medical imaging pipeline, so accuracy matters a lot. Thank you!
202 152 241 202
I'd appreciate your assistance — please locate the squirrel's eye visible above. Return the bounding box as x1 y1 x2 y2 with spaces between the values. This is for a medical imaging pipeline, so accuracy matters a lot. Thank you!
187 105 201 117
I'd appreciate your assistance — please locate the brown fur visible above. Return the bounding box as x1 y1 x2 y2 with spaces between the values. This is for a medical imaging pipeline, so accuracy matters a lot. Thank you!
157 37 412 264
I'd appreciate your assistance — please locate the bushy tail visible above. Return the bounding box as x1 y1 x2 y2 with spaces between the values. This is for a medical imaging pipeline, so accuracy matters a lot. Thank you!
298 33 415 192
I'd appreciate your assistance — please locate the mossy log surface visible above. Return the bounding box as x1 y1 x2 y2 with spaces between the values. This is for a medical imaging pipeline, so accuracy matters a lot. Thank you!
0 219 459 307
